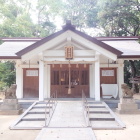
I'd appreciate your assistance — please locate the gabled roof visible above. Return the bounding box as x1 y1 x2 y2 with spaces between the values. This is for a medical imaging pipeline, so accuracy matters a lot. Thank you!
16 21 122 57
0 41 36 59
96 36 139 41
1 21 140 59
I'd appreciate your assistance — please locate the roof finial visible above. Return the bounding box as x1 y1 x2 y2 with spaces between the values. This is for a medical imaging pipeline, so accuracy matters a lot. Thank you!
66 20 72 25
62 20 75 30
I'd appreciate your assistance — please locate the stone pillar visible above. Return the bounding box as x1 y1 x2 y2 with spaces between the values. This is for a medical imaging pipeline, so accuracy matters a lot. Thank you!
39 60 45 101
94 53 100 101
16 60 23 98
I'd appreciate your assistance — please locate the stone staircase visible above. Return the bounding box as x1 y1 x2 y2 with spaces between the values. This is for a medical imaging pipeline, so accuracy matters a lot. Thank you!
84 101 125 130
10 101 57 129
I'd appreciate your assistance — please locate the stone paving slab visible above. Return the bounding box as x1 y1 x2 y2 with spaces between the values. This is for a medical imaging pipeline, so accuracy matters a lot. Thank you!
35 128 96 140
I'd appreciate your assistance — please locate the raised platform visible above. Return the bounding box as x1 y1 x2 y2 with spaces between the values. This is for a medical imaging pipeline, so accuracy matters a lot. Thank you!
1 98 140 109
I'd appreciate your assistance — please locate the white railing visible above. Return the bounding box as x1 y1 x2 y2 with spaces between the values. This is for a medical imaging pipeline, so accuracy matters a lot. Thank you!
45 91 57 127
82 90 91 127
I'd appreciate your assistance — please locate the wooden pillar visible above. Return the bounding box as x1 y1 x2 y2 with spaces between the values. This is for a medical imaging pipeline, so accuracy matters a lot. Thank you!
39 60 45 101
94 53 100 101
118 60 124 98
16 60 23 98
90 64 94 98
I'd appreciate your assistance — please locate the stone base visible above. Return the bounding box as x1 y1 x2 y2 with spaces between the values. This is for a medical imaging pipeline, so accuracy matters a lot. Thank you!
0 99 23 115
116 108 140 114
0 108 23 115
0 99 21 110
116 98 140 114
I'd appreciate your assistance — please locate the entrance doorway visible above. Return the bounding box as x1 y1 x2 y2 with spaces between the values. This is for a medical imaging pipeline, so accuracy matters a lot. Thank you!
51 64 89 98
23 68 39 98
100 67 117 97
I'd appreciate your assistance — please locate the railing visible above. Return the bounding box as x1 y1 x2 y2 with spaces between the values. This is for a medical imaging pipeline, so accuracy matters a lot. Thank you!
82 90 91 127
45 91 57 127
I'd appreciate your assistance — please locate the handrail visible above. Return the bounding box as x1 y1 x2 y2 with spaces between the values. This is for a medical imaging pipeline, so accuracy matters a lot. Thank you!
82 90 91 127
45 90 57 127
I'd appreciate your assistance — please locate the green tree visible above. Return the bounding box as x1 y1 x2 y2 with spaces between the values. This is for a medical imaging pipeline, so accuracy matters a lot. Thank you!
61 0 98 32
97 0 140 36
0 61 16 90
0 0 58 37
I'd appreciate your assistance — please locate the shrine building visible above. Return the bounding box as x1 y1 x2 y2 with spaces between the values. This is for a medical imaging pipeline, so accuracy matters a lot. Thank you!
0 21 140 101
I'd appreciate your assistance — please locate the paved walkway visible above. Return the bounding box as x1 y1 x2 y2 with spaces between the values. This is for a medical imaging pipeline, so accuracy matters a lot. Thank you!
35 128 95 140
35 101 96 140
49 101 87 127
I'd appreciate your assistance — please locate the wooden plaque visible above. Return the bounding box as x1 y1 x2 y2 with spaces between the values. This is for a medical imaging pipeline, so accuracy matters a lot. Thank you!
65 46 73 59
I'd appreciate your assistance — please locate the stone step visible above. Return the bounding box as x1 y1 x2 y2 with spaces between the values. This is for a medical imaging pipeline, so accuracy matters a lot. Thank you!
34 104 47 107
32 106 52 109
88 104 104 106
24 114 46 119
89 113 114 118
88 106 106 108
37 102 55 105
16 120 45 128
90 117 115 121
27 112 48 114
89 108 108 111
87 101 102 104
21 118 45 121
29 108 45 112
89 113 115 121
89 111 110 114
91 121 122 129
34 104 53 107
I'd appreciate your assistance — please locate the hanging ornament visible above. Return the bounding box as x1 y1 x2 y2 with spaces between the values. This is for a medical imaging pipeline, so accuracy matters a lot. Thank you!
84 63 86 68
68 63 71 68
68 60 71 94
76 63 79 68
52 62 54 68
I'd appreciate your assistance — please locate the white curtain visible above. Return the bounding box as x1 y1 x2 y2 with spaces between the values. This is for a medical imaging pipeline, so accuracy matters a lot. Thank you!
101 84 118 99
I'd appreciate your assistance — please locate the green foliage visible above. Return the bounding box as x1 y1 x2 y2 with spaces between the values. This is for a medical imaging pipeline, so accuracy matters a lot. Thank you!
0 0 139 37
124 60 132 87
61 0 98 31
0 0 57 37
0 61 16 90
97 0 140 36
